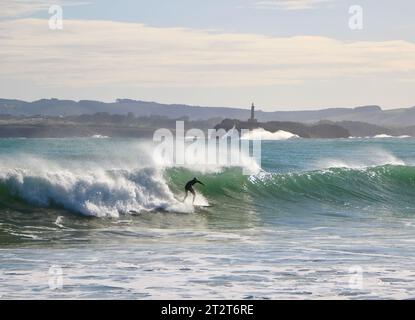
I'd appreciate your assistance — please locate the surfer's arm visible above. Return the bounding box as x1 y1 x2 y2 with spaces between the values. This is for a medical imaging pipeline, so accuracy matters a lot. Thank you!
197 181 205 186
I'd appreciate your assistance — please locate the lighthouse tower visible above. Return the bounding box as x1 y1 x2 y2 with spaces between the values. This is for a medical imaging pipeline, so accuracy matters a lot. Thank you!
249 102 257 123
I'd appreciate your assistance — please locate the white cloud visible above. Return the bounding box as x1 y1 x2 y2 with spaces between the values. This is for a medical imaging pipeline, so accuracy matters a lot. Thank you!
0 18 414 90
255 0 335 10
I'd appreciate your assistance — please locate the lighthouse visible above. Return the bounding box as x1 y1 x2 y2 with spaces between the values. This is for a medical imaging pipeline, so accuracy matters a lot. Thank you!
249 102 257 123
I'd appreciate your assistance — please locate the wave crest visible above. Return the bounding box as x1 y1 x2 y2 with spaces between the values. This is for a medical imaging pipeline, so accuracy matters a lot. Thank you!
0 167 192 217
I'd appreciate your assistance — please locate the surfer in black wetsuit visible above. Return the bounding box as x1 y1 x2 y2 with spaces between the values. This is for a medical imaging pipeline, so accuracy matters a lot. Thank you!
183 177 205 204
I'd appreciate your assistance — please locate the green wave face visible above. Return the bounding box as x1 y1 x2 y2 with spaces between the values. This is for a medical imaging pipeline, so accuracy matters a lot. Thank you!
166 165 415 218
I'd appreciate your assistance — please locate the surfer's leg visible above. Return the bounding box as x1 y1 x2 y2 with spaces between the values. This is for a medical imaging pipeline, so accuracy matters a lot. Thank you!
182 190 188 202
189 188 196 204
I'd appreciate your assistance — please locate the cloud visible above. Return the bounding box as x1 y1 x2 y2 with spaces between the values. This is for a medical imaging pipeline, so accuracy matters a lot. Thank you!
255 0 335 10
0 18 414 90
0 0 88 18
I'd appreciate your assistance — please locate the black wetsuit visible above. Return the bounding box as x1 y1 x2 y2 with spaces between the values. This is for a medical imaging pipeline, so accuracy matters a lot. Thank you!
183 178 204 203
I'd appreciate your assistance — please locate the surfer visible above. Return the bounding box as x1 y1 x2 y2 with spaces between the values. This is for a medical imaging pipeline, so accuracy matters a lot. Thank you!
183 177 205 204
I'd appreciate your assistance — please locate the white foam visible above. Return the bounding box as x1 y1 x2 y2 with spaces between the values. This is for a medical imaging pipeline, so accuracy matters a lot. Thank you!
349 135 411 139
373 134 411 139
0 166 195 217
374 134 393 138
54 216 65 228
316 148 405 169
241 128 299 141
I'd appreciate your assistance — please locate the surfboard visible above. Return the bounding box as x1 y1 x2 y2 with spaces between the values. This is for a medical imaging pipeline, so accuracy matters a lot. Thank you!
194 204 214 208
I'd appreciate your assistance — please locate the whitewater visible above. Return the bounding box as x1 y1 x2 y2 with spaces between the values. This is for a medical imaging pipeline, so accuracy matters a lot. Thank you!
2 137 415 299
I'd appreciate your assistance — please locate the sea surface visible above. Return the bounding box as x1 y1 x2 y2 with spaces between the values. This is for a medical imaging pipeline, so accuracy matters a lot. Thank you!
1 137 415 299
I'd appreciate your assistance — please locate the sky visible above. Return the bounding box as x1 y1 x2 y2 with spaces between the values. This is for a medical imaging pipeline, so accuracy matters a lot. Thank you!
0 0 414 111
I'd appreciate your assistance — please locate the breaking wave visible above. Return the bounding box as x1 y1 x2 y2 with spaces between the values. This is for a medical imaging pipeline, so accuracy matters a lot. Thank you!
0 142 259 217
241 128 299 140
0 141 413 218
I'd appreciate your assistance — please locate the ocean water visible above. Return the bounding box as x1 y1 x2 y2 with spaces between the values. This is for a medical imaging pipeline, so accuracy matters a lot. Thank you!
1 137 415 299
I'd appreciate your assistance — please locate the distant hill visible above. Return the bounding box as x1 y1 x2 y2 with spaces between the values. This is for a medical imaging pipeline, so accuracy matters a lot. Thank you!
1 98 415 127
1 112 415 138
0 113 220 138
320 121 394 137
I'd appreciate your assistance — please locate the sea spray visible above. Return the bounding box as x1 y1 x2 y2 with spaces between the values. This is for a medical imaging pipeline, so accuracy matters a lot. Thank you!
0 140 260 217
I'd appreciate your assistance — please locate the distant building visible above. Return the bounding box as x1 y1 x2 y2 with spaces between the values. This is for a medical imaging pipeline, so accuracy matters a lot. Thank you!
248 103 258 123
